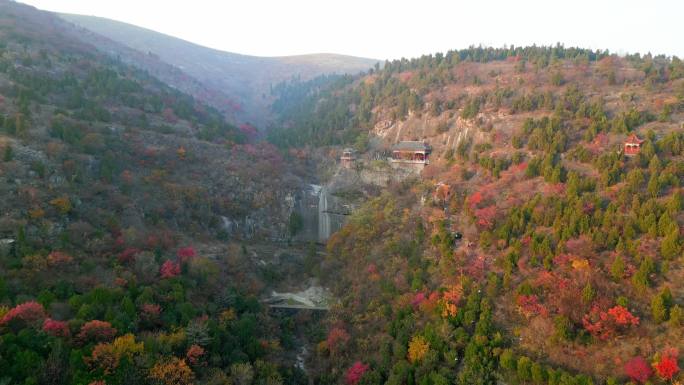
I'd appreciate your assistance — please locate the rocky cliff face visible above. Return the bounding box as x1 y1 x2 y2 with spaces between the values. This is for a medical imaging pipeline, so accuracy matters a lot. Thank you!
290 158 422 243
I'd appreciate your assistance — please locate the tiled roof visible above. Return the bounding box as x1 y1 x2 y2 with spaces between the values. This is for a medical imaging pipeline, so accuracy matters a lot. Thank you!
625 133 644 144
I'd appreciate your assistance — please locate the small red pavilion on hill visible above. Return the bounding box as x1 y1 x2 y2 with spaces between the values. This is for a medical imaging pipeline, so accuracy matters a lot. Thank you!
340 148 356 168
624 133 644 156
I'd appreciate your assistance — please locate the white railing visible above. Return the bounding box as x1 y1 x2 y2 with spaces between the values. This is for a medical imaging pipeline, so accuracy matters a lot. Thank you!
390 158 429 165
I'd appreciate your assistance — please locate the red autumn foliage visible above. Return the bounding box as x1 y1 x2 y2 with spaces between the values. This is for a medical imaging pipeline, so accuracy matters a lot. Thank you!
608 306 640 325
141 303 162 317
160 260 181 279
411 292 426 309
552 253 574 267
586 132 609 154
47 251 73 266
239 123 258 138
326 327 350 353
624 356 652 384
421 291 440 311
397 71 414 82
543 183 566 195
43 318 70 337
474 205 497 228
145 231 175 251
516 295 549 317
186 344 205 365
466 255 487 279
582 305 639 340
653 348 679 381
534 271 570 291
467 191 484 208
162 107 178 123
345 361 369 385
77 320 117 343
120 169 133 184
177 247 196 264
118 247 140 264
521 235 532 246
509 161 528 174
140 303 162 328
114 234 125 247
0 301 47 327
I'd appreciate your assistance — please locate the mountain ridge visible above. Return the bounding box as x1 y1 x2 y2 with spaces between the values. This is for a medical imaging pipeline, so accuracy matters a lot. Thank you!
58 12 380 125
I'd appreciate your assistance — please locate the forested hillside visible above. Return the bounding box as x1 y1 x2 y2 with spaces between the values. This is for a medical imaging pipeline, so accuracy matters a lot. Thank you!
271 47 684 384
0 2 313 384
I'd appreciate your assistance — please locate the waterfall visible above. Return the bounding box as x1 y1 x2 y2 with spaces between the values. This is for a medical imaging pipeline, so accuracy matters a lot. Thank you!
318 186 331 242
220 216 233 234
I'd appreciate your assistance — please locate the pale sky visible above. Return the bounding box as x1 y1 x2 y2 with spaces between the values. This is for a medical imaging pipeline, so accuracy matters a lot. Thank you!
18 0 684 60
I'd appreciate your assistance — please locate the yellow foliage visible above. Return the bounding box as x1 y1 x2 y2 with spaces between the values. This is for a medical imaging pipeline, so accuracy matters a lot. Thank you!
146 169 167 184
177 146 186 159
88 334 143 374
442 302 458 318
149 357 194 385
0 306 9 320
571 258 590 270
156 329 186 350
111 334 144 356
316 340 328 355
219 308 236 323
22 254 47 271
28 208 45 220
407 335 430 363
49 196 71 214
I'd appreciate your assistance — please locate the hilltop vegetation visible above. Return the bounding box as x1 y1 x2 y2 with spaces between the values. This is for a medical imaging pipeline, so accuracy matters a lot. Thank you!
269 45 683 147
272 46 684 384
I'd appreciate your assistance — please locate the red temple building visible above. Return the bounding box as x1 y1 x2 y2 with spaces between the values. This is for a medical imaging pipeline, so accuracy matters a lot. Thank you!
390 141 431 166
624 133 644 156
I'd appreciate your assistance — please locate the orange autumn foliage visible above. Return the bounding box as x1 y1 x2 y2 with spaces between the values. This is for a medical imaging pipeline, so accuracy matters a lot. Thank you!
49 196 71 214
87 334 143 374
149 357 194 385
